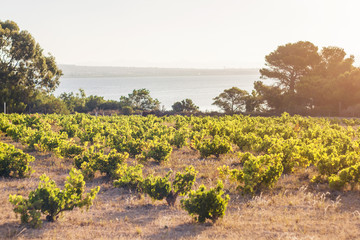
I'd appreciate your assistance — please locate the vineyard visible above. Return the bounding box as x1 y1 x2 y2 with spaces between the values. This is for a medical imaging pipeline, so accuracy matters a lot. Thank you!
1 113 360 239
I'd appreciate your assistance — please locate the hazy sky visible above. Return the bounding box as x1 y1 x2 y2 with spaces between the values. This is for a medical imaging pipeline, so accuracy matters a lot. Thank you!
1 0 359 68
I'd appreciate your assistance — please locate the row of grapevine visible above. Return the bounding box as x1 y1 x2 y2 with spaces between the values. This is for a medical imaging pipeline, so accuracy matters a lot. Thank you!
3 112 360 228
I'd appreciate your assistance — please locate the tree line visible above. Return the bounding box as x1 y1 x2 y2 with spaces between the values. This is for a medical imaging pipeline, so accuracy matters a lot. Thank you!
1 20 360 116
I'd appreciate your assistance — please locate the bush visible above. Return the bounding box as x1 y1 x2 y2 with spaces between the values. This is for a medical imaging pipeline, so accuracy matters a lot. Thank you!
60 143 85 159
131 166 198 206
0 142 34 178
168 166 198 206
97 150 128 179
122 106 134 115
329 162 360 190
9 168 100 228
137 139 173 163
74 148 127 179
170 129 189 149
147 140 173 163
113 164 144 191
218 152 283 194
143 171 172 201
181 181 229 223
196 135 233 158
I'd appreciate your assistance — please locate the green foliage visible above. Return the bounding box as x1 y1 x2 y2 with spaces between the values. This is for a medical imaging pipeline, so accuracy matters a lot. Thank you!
6 124 30 141
260 41 320 95
329 162 360 190
74 146 101 169
172 166 198 196
59 89 87 113
143 171 172 201
6 112 360 195
147 140 173 163
119 88 160 111
172 99 199 113
169 129 189 148
0 20 62 113
219 152 283 194
181 181 229 223
0 142 34 178
98 150 128 179
316 152 358 178
85 95 105 112
136 139 173 163
259 41 360 114
74 147 128 179
113 164 144 190
212 87 249 114
27 93 70 114
122 106 134 115
9 168 100 228
60 143 85 159
59 89 121 113
142 166 198 206
196 135 233 158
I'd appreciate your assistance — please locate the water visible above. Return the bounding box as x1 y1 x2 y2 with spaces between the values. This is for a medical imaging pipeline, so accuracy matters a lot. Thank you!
54 74 262 111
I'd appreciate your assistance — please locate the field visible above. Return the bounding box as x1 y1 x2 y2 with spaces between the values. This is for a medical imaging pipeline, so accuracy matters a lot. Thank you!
1 113 360 240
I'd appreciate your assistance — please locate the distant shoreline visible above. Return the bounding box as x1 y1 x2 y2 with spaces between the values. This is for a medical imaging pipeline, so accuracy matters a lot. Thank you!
59 64 260 78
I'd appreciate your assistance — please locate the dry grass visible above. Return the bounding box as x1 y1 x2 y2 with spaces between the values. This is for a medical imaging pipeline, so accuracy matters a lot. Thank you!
1 136 360 240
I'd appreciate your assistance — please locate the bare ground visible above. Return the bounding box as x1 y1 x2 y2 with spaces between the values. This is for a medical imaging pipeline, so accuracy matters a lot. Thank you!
1 135 360 240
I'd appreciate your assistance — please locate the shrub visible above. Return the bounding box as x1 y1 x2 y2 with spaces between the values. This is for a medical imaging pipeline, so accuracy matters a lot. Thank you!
0 142 34 178
75 147 128 179
60 143 85 159
6 125 29 141
170 129 189 149
113 164 144 191
147 140 173 163
122 106 134 115
97 150 128 179
168 166 198 206
329 162 360 190
196 135 233 158
181 181 230 223
74 147 102 177
9 168 100 228
137 139 173 163
218 152 283 194
143 171 172 201
142 166 198 206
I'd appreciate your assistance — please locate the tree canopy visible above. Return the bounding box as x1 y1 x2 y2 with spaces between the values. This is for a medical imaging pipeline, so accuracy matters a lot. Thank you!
0 20 62 113
212 87 249 114
119 88 160 112
257 41 360 115
260 41 320 94
172 99 199 113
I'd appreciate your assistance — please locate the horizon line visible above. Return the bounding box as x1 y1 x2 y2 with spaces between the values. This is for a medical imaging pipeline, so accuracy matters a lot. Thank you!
58 64 261 70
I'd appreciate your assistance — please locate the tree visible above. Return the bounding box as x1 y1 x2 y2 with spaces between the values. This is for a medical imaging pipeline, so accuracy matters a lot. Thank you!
260 41 320 94
28 93 70 114
119 88 160 112
258 42 360 115
296 46 357 114
59 89 87 113
172 99 199 113
0 20 62 113
212 87 248 114
85 95 105 112
253 81 285 112
244 89 263 112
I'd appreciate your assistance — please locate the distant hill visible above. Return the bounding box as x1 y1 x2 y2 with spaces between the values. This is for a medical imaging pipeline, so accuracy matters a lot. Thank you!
59 64 259 78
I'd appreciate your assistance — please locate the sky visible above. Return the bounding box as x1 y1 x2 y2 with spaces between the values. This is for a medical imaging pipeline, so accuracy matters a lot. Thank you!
1 0 360 68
